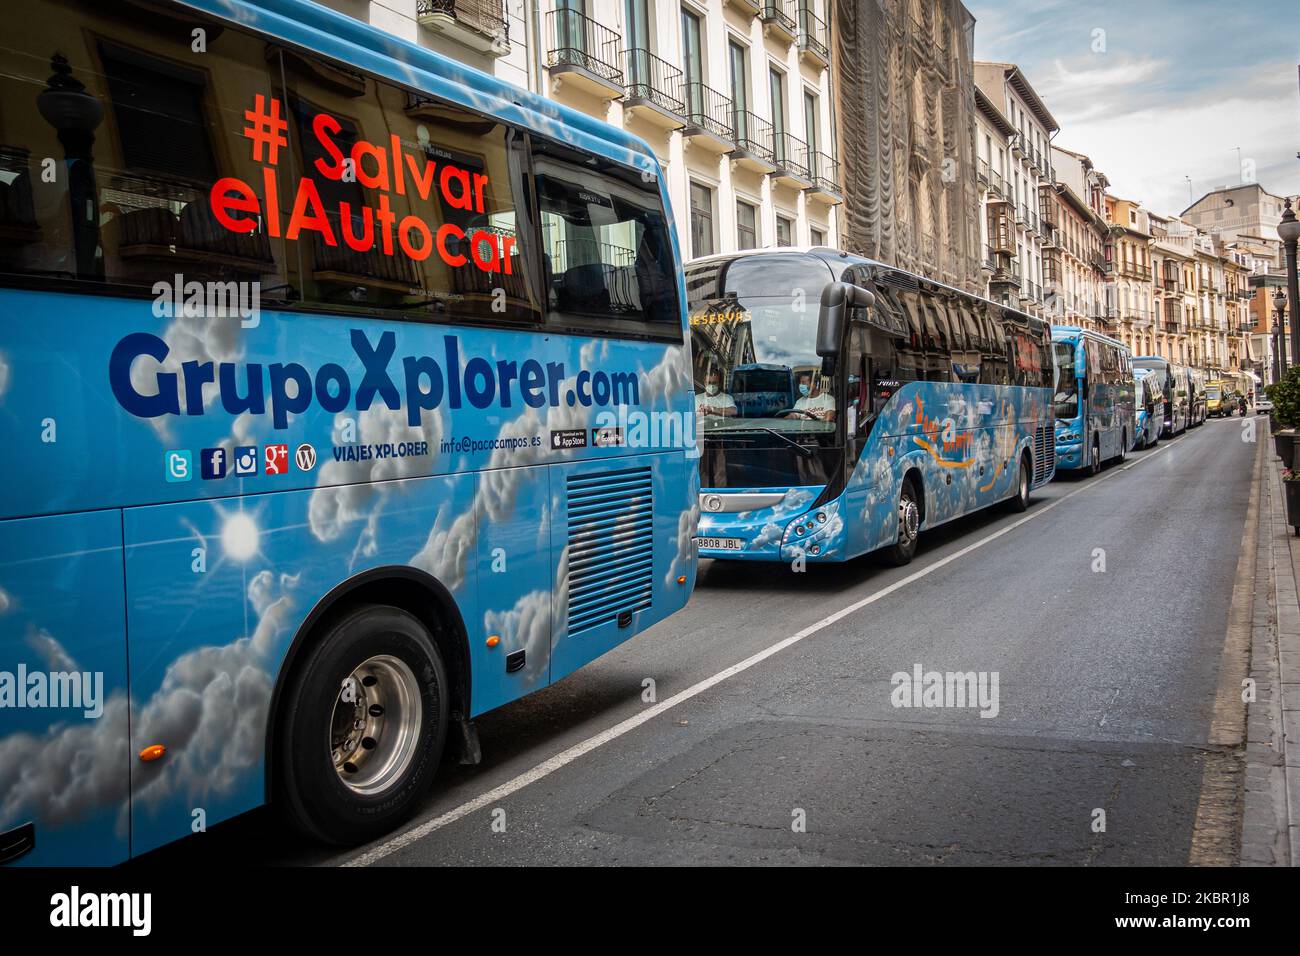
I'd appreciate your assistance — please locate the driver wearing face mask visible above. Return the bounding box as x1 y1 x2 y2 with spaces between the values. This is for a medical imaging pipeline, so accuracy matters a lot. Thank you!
793 372 836 422
696 369 737 417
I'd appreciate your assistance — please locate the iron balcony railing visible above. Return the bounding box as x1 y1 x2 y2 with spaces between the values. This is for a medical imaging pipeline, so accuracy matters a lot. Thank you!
760 0 797 37
977 158 990 184
774 131 811 179
796 4 829 61
623 48 684 115
547 8 623 86
681 81 734 141
417 0 509 43
809 150 840 193
732 109 775 162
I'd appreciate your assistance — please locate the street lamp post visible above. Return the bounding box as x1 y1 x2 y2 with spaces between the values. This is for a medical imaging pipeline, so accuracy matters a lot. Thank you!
1279 198 1300 372
1275 290 1289 383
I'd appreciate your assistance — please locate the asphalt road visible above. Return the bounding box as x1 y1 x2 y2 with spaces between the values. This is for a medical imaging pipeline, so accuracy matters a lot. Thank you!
141 415 1259 867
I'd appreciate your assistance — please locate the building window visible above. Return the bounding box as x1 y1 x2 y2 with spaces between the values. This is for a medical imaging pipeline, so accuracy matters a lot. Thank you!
736 200 757 249
689 181 714 258
728 39 748 115
803 90 819 155
776 215 793 247
769 67 786 143
810 225 826 246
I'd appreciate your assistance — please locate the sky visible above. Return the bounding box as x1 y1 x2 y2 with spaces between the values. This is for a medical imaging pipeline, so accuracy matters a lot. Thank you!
965 0 1300 218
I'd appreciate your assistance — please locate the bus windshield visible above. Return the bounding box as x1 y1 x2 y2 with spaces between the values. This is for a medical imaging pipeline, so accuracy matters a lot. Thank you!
1054 342 1079 420
686 253 840 487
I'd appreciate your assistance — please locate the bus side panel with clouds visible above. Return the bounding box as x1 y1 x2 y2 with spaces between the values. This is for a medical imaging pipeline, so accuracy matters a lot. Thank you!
0 0 695 865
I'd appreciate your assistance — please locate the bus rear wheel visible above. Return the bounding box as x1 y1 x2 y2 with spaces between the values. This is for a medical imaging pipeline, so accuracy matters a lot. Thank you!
276 603 449 845
883 478 921 566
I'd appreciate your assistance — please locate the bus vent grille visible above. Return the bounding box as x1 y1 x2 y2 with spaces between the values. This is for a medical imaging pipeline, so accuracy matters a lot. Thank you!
566 467 654 635
1033 424 1053 483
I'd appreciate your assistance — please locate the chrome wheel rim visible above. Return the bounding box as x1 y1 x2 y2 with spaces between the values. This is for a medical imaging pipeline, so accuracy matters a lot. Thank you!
330 654 422 795
898 494 919 544
1019 464 1029 502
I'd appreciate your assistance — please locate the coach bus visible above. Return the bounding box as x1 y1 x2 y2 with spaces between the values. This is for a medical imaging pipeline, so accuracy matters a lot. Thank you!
1187 367 1208 426
1051 327 1135 474
1132 357 1191 437
689 249 1055 567
0 0 697 866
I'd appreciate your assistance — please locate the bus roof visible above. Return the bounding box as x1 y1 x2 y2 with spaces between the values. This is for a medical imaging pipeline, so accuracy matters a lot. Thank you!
1050 326 1131 351
180 0 660 173
685 247 1050 330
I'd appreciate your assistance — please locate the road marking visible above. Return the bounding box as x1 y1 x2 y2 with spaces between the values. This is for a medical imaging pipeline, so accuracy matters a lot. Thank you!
345 436 1185 866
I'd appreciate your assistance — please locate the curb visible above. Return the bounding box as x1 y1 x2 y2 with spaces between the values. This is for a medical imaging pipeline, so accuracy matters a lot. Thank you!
1242 427 1298 865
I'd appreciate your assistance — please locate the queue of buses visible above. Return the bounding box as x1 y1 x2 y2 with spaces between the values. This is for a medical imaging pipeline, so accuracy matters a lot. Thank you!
0 0 1256 867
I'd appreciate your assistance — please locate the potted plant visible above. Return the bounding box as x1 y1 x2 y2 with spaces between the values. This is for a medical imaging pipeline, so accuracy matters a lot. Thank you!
1284 468 1300 535
1265 368 1300 468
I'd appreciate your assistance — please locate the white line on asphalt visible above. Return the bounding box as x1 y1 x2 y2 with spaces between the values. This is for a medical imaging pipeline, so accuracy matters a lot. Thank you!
345 434 1189 866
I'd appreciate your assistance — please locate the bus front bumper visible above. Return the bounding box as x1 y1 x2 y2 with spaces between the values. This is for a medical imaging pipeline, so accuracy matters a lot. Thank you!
1054 438 1084 470
696 487 844 562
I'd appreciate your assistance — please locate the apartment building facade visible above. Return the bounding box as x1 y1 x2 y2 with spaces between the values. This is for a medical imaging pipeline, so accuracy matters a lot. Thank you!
1182 183 1288 268
974 61 1057 317
1105 196 1155 354
320 0 842 263
836 0 982 292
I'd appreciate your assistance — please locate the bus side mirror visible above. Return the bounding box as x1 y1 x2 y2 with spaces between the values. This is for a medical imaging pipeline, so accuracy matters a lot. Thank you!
817 282 875 373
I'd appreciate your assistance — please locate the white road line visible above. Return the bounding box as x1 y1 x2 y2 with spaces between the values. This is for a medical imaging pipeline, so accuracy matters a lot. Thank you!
345 435 1186 866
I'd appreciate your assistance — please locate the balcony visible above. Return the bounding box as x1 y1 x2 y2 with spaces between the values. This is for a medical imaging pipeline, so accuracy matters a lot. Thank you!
417 0 510 55
681 82 734 152
546 8 623 98
622 48 685 128
977 158 990 185
796 6 830 69
759 0 797 45
987 212 1015 255
723 0 761 16
772 131 812 187
806 150 842 204
730 110 777 172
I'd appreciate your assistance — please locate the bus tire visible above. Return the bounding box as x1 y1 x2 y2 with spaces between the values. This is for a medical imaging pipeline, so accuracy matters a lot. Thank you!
1088 436 1101 476
1006 454 1031 513
275 603 449 845
1118 430 1128 463
883 477 921 566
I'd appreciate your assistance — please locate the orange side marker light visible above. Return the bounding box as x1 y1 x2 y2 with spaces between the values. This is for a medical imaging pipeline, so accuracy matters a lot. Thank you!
139 744 166 763
486 635 501 648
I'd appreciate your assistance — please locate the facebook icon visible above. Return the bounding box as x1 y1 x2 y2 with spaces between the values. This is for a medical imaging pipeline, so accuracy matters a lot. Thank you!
200 447 227 480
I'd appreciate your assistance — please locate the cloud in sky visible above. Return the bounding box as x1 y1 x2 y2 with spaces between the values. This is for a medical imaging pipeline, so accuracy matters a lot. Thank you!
966 0 1300 217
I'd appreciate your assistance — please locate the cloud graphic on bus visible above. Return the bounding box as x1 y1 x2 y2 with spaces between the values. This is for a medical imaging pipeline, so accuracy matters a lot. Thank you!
0 569 295 836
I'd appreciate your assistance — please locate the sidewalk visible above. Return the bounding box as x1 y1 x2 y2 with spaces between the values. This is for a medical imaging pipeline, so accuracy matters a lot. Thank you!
1240 429 1300 865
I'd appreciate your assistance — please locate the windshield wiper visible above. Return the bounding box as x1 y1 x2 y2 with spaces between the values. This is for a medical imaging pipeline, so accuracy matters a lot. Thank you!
751 427 817 459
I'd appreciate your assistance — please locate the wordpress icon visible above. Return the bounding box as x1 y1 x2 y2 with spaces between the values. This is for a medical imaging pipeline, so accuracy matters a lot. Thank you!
165 449 192 483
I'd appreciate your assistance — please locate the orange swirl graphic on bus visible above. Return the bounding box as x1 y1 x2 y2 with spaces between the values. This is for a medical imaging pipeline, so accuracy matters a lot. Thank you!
911 396 974 469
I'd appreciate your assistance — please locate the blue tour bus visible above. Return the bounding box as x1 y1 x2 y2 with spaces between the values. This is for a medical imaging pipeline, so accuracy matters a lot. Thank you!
689 249 1055 566
1133 369 1162 449
1051 327 1136 475
1132 356 1191 437
0 0 698 865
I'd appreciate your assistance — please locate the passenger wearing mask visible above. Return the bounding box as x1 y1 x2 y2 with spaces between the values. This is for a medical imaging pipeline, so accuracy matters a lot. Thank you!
695 369 737 418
